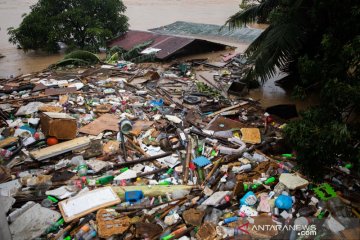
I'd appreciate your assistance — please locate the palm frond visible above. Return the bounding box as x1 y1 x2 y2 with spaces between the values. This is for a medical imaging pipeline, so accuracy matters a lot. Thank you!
225 0 280 28
246 23 303 82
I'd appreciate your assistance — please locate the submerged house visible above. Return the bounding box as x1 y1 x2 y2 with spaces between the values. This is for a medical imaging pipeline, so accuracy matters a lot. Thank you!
108 30 229 61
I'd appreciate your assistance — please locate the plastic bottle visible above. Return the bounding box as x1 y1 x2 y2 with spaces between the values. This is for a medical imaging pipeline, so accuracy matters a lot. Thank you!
81 230 97 240
273 182 287 196
72 156 88 176
224 179 236 191
155 217 167 230
176 128 187 145
264 176 276 185
204 208 222 224
45 218 64 233
223 216 239 224
75 224 91 239
217 226 241 237
96 175 114 185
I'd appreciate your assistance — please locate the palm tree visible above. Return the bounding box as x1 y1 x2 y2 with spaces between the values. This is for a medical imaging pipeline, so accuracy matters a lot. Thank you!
225 0 307 82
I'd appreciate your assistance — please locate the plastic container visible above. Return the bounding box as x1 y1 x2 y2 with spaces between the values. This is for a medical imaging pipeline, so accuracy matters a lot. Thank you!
223 216 239 224
125 190 144 203
75 224 91 239
71 156 88 176
275 195 293 210
217 226 241 237
96 175 114 185
240 191 257 206
205 208 222 224
264 176 276 185
81 230 97 240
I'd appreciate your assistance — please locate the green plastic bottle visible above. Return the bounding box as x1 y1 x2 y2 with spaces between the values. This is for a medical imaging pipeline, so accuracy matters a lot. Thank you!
96 175 114 185
251 183 261 190
120 167 129 173
46 218 64 233
47 195 59 203
159 180 171 185
264 177 276 185
166 168 174 175
345 163 353 169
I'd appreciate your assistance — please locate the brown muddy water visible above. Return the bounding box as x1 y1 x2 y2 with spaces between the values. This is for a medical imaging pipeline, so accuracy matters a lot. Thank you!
0 0 316 110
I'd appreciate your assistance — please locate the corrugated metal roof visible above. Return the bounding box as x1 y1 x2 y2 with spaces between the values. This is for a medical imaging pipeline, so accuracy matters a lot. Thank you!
108 30 226 60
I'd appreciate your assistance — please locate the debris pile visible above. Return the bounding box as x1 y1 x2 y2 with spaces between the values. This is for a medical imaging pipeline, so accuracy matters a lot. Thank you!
0 56 358 240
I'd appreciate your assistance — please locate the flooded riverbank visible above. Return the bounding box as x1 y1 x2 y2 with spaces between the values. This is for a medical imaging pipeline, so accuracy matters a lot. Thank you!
0 0 317 110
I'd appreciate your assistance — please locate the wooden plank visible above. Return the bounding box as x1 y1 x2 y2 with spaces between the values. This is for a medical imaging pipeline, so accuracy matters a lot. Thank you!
59 187 120 222
207 102 248 118
30 137 90 161
0 137 18 148
45 87 77 96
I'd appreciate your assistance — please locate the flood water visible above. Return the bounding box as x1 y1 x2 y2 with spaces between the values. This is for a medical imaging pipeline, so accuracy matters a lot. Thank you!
0 0 316 110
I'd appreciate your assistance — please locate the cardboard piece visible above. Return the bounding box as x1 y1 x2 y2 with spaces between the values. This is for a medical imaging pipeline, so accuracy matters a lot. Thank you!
38 105 63 113
96 209 131 238
102 140 120 155
196 222 217 240
0 166 12 184
59 187 121 222
279 173 309 190
30 137 90 161
130 120 154 136
95 104 112 113
135 222 163 239
241 128 261 144
40 112 77 139
182 208 205 226
79 114 119 135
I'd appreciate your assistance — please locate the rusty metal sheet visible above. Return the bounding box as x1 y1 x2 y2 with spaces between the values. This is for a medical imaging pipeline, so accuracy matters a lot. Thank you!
108 30 226 60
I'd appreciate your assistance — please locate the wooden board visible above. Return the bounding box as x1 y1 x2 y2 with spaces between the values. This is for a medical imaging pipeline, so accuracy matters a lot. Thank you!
45 87 77 96
30 137 90 161
59 187 121 222
0 137 18 148
79 114 119 135
207 102 248 118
